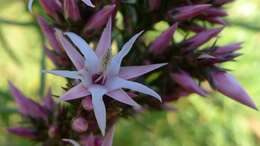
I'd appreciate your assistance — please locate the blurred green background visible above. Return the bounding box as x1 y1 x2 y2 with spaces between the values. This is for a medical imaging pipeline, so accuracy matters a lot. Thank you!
0 0 260 146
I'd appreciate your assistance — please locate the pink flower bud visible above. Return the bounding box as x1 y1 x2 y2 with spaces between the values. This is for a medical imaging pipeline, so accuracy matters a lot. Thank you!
180 24 206 33
82 96 94 111
48 125 59 138
8 82 48 120
203 17 227 25
72 117 89 133
43 88 55 111
213 0 234 5
83 4 116 34
163 88 192 102
8 127 37 139
203 8 227 17
80 134 96 146
149 23 178 55
39 0 62 19
43 46 71 67
170 4 211 21
211 71 257 110
37 16 63 53
170 70 208 96
148 0 161 11
213 43 242 55
183 28 223 52
64 0 81 22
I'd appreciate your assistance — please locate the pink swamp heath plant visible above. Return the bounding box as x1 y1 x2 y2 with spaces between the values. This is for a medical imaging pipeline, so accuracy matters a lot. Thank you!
7 0 258 145
47 18 166 135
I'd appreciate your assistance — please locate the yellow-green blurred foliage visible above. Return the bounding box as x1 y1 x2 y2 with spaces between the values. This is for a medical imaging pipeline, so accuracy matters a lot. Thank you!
0 0 260 146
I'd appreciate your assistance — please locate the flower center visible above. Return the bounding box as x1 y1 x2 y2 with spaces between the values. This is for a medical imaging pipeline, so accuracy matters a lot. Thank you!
92 73 106 85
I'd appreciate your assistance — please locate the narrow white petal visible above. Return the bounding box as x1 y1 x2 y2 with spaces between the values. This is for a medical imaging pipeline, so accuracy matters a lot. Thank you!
89 86 107 135
55 29 84 70
81 0 95 7
106 77 161 101
60 84 90 101
28 0 34 12
46 70 80 79
96 17 112 58
107 31 143 76
106 89 140 107
119 63 167 80
64 32 99 73
63 139 81 146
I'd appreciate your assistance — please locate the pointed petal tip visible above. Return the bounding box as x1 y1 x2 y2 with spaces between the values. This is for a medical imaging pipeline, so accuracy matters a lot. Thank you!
245 100 258 111
28 0 34 13
160 63 168 67
64 32 73 37
8 81 20 97
158 96 162 102
138 30 145 36
44 70 55 75
198 89 208 97
101 128 106 136
150 90 162 102
252 105 258 111
133 103 142 109
63 139 80 146
8 80 14 88
82 0 96 8
212 71 257 110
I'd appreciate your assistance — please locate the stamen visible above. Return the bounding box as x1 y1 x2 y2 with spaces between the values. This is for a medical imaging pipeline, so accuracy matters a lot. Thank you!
100 48 112 72
92 73 106 85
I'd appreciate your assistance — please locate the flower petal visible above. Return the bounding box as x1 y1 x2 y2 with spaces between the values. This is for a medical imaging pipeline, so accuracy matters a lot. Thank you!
28 0 34 12
55 29 84 70
81 0 95 8
106 89 140 107
96 17 112 58
119 63 167 80
101 125 115 146
89 86 107 135
64 32 99 73
107 31 143 76
63 139 81 146
60 84 90 101
106 77 161 101
46 70 80 79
